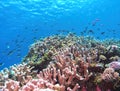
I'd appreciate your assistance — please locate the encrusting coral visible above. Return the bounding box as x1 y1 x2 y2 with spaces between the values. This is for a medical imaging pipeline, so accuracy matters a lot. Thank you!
1 33 120 91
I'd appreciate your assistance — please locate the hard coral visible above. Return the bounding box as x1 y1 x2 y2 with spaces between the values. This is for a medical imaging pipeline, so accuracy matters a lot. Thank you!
1 34 120 91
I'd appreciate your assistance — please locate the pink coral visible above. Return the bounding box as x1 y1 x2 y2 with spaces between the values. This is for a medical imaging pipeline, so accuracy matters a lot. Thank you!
109 61 120 70
3 80 20 91
1 39 120 91
101 67 119 82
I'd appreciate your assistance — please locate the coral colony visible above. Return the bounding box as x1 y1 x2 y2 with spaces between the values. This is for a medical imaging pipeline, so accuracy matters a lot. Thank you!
0 33 120 91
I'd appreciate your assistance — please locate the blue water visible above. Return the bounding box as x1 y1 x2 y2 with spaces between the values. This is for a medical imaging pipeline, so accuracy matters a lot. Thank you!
0 0 120 70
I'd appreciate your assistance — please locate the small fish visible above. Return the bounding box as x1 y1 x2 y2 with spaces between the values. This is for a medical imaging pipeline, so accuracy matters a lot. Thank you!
33 36 37 42
96 37 100 39
80 31 84 35
19 38 26 43
91 19 100 26
32 29 38 33
112 30 116 33
7 49 16 56
88 30 94 34
0 62 4 66
101 32 105 35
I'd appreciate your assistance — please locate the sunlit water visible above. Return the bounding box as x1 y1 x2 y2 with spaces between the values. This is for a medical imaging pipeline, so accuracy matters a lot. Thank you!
0 0 120 70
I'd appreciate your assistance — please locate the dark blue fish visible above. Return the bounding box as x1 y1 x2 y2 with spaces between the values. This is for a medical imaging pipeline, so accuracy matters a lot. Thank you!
88 30 94 34
101 32 105 35
0 62 4 66
7 49 16 56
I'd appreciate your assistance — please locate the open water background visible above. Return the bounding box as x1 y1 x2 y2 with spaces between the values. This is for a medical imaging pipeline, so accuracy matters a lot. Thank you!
0 0 120 70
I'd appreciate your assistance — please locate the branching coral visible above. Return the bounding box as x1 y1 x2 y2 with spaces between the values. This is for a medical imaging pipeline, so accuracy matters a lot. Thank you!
101 68 119 82
1 34 120 91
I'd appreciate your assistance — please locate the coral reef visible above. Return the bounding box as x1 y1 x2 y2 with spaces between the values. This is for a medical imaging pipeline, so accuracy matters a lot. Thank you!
1 33 120 91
